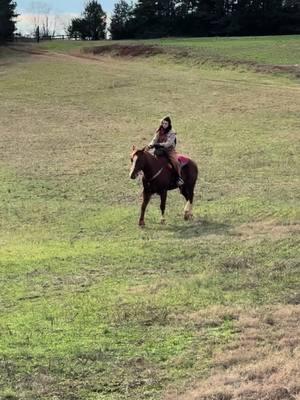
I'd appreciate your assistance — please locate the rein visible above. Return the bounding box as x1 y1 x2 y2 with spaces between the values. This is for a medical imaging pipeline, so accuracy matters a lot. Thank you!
148 167 164 182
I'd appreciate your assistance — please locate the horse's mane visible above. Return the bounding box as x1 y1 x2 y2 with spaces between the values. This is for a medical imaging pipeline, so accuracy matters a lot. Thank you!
131 146 154 159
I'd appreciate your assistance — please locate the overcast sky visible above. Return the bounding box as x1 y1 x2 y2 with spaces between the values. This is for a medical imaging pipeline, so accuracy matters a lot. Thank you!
16 0 117 35
17 0 115 14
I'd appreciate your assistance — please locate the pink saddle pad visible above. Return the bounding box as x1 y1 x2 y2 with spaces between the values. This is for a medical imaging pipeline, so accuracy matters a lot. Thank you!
177 154 190 167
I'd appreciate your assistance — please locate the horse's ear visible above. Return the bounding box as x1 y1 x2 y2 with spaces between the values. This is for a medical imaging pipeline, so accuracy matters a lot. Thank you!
132 145 136 151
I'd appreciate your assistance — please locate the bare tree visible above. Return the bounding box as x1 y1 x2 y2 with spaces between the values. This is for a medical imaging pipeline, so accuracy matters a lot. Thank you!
29 1 57 37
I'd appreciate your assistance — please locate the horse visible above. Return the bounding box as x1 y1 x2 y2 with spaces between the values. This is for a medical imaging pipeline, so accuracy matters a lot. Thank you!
129 145 198 226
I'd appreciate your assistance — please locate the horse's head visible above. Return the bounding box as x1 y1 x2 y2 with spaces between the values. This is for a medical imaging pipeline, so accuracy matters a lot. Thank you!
129 145 147 179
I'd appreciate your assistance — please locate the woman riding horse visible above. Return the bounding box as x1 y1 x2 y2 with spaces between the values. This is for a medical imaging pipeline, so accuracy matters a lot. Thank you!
130 131 198 226
147 116 184 187
130 116 198 226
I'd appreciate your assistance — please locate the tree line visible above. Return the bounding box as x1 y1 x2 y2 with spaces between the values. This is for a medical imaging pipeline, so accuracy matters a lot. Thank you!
0 0 299 43
110 0 300 39
0 0 106 42
0 0 18 42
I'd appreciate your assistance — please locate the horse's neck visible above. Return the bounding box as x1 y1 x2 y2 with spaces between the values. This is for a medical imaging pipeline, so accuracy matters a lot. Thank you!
143 152 163 178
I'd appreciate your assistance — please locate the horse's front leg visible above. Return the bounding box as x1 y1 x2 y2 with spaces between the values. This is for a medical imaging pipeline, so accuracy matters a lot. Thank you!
139 191 151 227
159 191 167 224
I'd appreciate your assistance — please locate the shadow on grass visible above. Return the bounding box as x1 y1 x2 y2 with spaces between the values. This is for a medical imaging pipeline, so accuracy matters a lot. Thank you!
156 217 231 238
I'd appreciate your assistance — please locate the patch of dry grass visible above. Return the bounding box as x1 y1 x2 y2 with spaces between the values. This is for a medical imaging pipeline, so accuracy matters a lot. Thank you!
167 306 300 400
233 220 300 242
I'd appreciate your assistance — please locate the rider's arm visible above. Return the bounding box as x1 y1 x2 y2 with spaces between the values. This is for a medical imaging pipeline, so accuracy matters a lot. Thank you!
159 132 176 149
149 132 159 147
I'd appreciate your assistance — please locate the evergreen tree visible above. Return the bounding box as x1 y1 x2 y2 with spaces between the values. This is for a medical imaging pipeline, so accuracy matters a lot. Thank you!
0 0 18 42
84 0 106 40
132 0 177 37
157 0 176 32
110 0 134 39
133 0 161 37
68 18 89 40
68 1 106 40
280 0 300 34
108 0 300 38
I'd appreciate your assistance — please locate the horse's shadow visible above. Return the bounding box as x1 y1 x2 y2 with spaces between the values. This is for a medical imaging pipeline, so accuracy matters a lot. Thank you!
161 217 231 239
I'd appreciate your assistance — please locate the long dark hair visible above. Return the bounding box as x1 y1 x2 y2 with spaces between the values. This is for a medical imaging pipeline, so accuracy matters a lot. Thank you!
157 116 172 134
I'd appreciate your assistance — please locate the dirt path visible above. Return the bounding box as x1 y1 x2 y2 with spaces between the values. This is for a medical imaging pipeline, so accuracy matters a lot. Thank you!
6 44 106 64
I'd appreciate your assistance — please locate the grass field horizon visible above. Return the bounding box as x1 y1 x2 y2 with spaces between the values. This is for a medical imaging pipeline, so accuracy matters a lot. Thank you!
35 35 300 70
0 37 299 399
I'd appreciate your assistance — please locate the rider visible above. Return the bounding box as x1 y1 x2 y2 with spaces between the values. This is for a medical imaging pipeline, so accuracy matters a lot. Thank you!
148 116 184 187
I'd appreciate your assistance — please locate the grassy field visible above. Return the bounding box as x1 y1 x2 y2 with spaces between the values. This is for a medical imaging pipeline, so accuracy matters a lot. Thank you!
37 35 300 66
0 39 299 400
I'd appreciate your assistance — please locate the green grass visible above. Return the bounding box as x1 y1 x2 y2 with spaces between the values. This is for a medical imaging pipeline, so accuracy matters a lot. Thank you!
148 35 300 65
0 42 299 399
37 35 300 65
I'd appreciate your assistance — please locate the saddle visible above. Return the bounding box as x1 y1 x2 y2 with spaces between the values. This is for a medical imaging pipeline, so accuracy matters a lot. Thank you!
154 148 190 167
177 154 190 167
154 148 166 157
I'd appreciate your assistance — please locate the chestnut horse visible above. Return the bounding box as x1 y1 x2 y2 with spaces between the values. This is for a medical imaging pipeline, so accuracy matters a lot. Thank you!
129 146 198 226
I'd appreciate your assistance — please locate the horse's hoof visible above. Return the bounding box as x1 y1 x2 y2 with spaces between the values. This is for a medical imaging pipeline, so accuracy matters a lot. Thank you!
184 212 193 221
160 218 166 225
139 220 145 227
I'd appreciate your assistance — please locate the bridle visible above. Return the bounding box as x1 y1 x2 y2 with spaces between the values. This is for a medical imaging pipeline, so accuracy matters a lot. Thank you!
134 151 164 182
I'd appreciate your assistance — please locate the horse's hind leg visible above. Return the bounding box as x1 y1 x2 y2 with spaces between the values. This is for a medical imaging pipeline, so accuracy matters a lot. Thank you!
184 191 194 220
181 163 197 220
182 186 194 221
139 191 151 227
159 191 167 224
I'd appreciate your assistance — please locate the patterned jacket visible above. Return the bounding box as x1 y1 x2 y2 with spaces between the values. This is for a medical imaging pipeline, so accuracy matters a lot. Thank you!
149 129 177 150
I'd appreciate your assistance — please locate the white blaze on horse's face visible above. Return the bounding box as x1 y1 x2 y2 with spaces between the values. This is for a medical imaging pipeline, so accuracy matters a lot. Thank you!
129 155 138 179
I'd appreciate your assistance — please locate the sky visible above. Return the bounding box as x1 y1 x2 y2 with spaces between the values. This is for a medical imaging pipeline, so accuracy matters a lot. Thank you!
16 0 117 35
